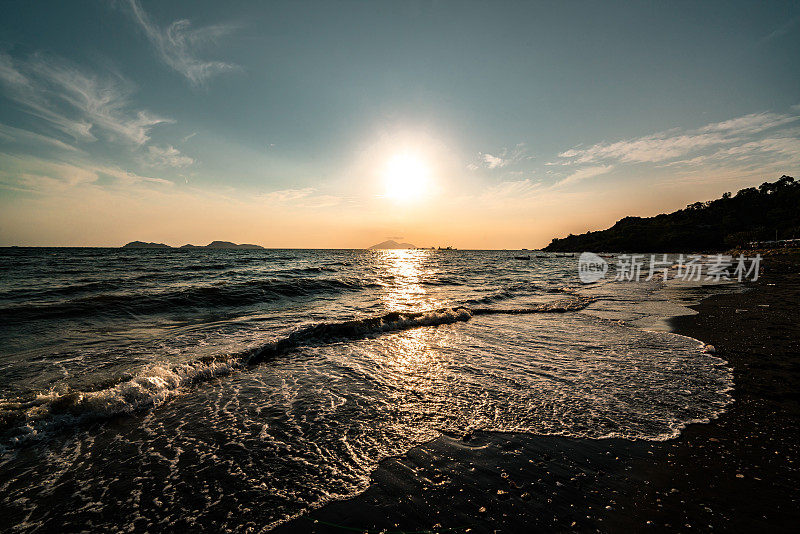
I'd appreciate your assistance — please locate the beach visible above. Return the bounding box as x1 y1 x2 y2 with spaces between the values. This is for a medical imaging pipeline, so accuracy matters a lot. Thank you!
0 249 794 532
276 255 800 532
2 3 799 532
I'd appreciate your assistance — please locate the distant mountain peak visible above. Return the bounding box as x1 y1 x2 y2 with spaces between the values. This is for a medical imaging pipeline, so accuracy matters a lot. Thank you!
368 239 416 249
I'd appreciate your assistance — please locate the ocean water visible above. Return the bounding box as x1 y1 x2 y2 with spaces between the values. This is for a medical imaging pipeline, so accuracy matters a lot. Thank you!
0 248 734 531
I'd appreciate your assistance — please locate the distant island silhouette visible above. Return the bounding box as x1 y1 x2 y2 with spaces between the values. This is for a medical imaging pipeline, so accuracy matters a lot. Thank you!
180 241 264 250
368 239 416 249
544 175 798 252
122 240 264 250
121 241 171 249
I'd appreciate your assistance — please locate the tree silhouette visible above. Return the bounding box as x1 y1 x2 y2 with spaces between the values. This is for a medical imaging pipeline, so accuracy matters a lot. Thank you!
544 176 799 252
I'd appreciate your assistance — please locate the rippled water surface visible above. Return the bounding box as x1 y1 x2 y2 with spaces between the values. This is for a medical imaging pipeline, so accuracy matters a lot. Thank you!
0 248 733 531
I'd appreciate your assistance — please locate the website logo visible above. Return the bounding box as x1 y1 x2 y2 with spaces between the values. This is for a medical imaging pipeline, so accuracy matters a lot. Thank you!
578 252 608 283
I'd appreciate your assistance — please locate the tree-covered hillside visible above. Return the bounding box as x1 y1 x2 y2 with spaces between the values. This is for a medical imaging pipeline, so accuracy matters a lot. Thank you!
544 176 800 252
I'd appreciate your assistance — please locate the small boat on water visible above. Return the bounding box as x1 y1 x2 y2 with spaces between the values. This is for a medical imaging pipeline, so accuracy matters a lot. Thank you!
513 255 531 260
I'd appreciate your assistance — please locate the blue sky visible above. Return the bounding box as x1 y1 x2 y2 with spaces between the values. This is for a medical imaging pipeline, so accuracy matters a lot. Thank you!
0 0 798 247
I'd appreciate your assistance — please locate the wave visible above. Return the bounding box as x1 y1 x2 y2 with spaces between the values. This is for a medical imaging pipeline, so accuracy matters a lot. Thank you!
0 279 126 300
0 299 594 445
472 298 593 315
464 284 572 305
420 276 467 286
280 266 339 274
464 290 518 305
176 263 230 272
0 277 377 322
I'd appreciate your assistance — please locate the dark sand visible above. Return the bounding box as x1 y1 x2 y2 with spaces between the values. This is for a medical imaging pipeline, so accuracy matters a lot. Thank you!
276 258 800 533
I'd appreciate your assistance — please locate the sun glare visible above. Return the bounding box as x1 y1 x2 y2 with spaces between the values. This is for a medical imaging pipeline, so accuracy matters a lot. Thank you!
383 153 430 202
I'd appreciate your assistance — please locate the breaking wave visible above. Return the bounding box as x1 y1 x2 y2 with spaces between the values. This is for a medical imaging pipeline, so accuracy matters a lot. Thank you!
0 299 594 445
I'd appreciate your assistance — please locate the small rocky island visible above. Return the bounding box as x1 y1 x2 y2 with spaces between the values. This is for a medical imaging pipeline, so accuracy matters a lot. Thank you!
122 240 264 250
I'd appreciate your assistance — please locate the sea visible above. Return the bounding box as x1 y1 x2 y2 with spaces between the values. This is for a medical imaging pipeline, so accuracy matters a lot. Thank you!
0 248 736 531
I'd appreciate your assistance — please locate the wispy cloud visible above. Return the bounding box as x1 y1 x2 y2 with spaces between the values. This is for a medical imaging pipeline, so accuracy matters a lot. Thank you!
696 112 797 134
145 145 194 168
256 187 341 208
126 0 238 87
0 52 171 146
259 187 316 203
557 111 799 166
0 153 172 194
0 53 28 87
554 165 614 187
482 179 542 201
469 143 531 170
558 132 728 164
482 153 506 169
0 53 94 141
0 122 80 152
664 132 800 170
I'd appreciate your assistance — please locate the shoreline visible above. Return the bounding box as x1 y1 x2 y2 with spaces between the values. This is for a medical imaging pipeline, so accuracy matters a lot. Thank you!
275 260 800 532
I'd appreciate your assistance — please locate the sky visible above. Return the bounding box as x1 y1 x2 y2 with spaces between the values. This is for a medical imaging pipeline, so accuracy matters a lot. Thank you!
0 0 798 248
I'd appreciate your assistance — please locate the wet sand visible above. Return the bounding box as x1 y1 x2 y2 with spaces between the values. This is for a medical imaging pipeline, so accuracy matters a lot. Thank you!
275 258 800 533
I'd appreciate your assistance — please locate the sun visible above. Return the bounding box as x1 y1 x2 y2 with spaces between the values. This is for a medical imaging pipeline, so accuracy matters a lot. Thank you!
383 153 430 202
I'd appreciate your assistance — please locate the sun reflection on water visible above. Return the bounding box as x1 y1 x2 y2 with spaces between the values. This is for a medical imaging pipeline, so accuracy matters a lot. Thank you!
377 249 438 312
373 249 455 380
